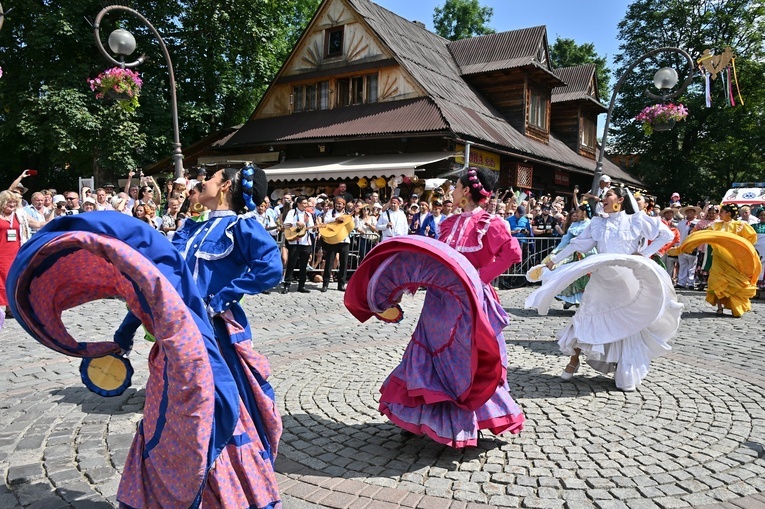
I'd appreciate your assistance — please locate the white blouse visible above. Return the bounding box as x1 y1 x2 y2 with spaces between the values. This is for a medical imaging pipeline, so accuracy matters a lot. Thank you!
551 211 673 264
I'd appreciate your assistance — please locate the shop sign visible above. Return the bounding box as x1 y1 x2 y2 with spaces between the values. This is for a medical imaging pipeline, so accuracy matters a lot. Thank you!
455 145 500 172
554 170 570 187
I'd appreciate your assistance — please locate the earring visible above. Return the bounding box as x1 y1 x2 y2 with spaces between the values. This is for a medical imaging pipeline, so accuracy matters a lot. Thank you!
459 197 469 208
612 203 620 212
218 191 225 207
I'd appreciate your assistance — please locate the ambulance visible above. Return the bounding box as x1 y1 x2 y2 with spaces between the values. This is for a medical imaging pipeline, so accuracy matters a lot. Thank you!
721 183 765 207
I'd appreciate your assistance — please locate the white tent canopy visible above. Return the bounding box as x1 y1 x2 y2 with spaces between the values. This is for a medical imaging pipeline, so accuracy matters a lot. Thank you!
264 152 457 182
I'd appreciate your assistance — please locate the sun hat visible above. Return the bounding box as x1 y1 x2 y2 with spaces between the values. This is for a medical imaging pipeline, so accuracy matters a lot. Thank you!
53 194 66 205
173 177 187 186
680 205 702 215
660 207 675 216
110 196 126 209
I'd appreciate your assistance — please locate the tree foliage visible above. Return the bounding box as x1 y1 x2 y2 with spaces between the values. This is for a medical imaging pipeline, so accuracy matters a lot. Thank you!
609 0 765 204
549 37 611 102
0 0 319 191
433 0 494 41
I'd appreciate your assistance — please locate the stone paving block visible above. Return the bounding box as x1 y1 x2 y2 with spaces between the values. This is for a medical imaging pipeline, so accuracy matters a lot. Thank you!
318 490 359 509
520 497 564 508
593 501 629 509
0 493 17 509
654 493 694 508
361 500 398 509
6 464 43 485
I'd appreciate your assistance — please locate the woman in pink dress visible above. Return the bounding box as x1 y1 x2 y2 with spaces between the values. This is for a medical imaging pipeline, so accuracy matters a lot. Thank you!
0 191 23 320
346 167 524 448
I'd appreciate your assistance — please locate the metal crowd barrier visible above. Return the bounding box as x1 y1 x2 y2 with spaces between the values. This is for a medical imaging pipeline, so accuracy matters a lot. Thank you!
274 230 380 277
274 230 558 288
494 237 559 289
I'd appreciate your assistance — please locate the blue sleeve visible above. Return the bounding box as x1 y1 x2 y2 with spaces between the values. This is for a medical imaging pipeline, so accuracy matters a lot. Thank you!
207 218 284 314
422 215 437 238
114 311 141 351
553 229 575 253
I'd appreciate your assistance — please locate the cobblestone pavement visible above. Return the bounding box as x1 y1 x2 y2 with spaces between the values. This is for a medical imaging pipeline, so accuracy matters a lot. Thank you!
1 283 764 509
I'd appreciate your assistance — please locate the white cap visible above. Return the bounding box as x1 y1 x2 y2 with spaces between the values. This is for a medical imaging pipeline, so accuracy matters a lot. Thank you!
83 197 96 205
599 175 612 183
53 194 66 204
174 177 187 185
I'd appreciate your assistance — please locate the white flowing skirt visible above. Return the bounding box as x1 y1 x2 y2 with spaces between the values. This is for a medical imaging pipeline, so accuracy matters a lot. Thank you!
525 254 683 389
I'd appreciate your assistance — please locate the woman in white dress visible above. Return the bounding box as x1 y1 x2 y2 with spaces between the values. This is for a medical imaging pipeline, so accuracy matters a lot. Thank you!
529 187 681 392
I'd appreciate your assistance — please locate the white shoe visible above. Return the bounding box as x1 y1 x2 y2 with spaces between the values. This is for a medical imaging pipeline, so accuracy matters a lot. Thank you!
618 384 636 392
560 362 580 381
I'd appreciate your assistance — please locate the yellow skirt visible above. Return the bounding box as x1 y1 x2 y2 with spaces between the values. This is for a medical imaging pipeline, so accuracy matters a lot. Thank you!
680 230 761 317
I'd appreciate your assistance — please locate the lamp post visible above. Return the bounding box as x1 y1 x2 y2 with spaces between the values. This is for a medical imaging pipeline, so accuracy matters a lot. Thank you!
0 3 12 31
92 6 184 179
590 47 695 195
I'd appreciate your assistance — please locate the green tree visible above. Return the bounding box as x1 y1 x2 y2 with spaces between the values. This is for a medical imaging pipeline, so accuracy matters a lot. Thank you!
433 0 494 41
0 0 319 190
549 37 611 102
608 0 765 204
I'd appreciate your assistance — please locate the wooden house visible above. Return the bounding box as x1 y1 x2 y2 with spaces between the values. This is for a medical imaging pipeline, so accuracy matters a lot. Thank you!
189 0 640 196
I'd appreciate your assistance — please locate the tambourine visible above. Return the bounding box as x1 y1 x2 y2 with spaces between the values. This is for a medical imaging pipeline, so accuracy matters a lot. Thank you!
80 354 134 397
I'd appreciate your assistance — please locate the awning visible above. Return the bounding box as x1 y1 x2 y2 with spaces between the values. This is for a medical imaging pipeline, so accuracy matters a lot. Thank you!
264 152 458 182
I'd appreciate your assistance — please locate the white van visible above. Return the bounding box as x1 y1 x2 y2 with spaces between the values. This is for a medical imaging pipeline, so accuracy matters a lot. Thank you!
721 183 765 207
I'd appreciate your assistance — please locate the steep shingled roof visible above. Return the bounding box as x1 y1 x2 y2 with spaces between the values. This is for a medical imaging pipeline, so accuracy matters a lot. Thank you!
346 0 635 183
448 26 548 75
552 64 605 110
228 0 639 185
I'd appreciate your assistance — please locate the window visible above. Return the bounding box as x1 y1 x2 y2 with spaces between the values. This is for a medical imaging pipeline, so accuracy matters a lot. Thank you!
305 84 317 111
292 86 304 113
366 74 378 103
292 81 331 113
336 78 350 107
582 117 596 148
529 90 548 131
319 81 330 110
325 27 344 58
335 73 379 108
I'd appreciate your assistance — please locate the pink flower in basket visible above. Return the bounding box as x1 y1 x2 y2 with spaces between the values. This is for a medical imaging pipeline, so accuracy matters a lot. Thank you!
87 67 143 113
635 103 688 135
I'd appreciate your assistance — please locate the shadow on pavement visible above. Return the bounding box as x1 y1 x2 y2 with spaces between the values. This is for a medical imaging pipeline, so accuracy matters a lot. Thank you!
50 386 145 415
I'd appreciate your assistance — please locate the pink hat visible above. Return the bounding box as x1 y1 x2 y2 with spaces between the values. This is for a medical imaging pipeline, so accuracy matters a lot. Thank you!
671 192 680 198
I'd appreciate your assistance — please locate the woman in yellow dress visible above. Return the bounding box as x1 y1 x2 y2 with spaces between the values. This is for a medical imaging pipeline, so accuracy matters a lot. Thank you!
699 204 759 317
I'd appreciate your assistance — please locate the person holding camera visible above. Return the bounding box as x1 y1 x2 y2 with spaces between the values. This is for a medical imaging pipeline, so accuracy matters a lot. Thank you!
532 204 556 237
375 195 408 240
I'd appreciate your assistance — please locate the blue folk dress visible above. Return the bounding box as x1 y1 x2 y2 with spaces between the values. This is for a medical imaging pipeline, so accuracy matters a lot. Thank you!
550 219 594 307
109 210 285 508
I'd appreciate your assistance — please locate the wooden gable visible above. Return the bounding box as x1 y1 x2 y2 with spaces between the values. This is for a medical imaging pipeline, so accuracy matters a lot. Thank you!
253 0 424 120
456 27 562 145
550 64 605 159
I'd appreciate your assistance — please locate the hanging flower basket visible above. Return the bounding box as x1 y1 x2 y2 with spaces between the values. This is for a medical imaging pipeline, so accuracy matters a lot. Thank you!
88 67 142 113
635 103 688 136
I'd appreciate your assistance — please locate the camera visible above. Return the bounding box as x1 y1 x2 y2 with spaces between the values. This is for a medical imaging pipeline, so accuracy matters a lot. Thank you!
65 210 75 216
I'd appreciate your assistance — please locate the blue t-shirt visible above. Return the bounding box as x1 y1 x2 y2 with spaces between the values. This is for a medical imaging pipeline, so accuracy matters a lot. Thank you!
507 214 530 244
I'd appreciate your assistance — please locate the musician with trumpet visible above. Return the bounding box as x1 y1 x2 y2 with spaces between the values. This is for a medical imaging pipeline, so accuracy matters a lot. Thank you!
320 196 355 292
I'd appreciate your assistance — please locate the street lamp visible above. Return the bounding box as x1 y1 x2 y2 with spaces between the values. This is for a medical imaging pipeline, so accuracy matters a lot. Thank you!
0 3 13 32
590 47 695 195
93 6 184 179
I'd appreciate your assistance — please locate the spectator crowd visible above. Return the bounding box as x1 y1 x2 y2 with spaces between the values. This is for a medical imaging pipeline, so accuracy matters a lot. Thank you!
4 167 765 299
